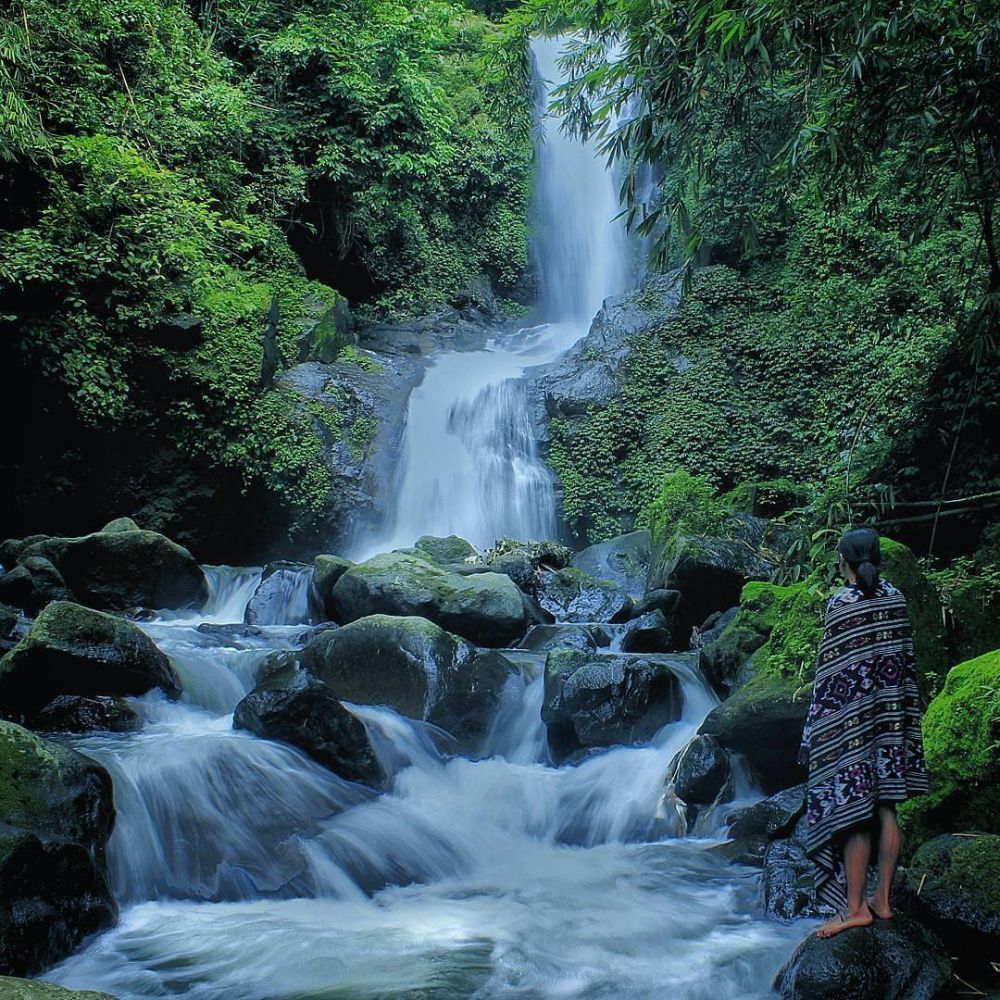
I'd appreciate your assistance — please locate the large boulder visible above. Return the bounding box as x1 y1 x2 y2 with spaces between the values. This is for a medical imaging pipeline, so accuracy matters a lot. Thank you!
296 615 516 749
244 562 318 626
570 530 652 599
896 833 1000 972
534 567 633 624
234 665 384 787
0 556 72 615
542 650 685 761
899 648 1000 845
515 623 606 653
762 833 833 921
312 554 355 620
0 979 115 999
330 551 531 646
479 539 573 594
0 601 180 720
618 609 690 653
698 673 809 794
15 525 208 612
413 535 478 565
0 721 117 977
714 784 806 866
773 916 951 1000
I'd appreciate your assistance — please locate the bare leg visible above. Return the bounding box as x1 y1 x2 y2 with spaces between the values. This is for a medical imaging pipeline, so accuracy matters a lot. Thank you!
869 803 900 918
815 827 874 938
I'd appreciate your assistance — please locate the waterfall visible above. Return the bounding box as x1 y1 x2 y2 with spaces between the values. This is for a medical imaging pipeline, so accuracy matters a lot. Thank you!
352 35 634 559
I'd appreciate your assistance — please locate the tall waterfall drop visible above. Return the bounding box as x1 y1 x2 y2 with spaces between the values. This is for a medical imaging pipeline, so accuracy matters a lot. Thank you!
355 36 633 557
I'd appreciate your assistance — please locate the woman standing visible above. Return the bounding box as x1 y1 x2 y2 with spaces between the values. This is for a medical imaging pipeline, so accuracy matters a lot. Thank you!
798 527 929 938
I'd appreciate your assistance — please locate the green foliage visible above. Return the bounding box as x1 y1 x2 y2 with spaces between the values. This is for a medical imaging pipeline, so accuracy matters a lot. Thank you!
641 470 726 545
336 346 384 373
0 0 532 554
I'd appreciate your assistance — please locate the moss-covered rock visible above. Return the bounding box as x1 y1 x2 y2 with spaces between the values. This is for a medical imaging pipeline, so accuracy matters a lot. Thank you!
897 834 1000 971
19 527 208 612
879 539 947 695
312 555 355 620
0 721 117 976
413 535 478 565
330 551 530 646
0 977 116 998
899 648 1000 845
0 557 72 616
0 601 180 720
569 530 652 600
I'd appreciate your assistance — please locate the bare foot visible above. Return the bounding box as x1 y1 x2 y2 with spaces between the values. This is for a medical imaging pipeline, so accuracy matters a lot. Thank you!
867 896 893 919
814 904 874 939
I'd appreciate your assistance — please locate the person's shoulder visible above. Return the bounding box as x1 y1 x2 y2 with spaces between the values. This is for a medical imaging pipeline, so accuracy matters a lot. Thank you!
826 585 860 611
878 579 904 600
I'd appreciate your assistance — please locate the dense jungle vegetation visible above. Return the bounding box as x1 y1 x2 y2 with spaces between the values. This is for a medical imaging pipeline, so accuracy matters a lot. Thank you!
0 0 533 554
1 0 998 590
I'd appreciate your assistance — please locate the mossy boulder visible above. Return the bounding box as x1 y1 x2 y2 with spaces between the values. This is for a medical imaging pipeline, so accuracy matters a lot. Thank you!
897 834 1000 972
0 978 116 999
542 650 685 761
0 557 72 616
899 648 1000 845
330 551 530 646
0 721 117 976
413 535 478 565
534 567 633 624
948 576 1000 664
234 664 384 787
569 530 652 599
0 601 180 720
17 527 208 612
312 554 355 619
295 615 516 749
879 538 947 694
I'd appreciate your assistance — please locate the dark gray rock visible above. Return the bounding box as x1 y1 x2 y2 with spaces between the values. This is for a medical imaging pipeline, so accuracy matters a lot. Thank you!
762 829 834 921
330 551 530 646
515 623 605 653
535 567 633 624
234 665 384 787
773 915 951 1000
715 784 806 866
18 527 208 612
619 609 690 653
244 562 318 626
431 649 519 752
312 555 355 619
670 734 731 806
32 695 139 734
479 539 574 595
632 588 685 617
0 721 117 977
570 531 652 600
0 556 72 615
0 601 181 719
542 650 686 761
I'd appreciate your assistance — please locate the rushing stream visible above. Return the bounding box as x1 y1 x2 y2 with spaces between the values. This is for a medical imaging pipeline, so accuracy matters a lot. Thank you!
50 569 803 998
46 35 808 1000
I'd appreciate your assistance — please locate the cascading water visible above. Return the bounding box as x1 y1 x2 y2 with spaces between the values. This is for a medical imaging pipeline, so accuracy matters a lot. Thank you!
353 36 634 559
42 36 807 1000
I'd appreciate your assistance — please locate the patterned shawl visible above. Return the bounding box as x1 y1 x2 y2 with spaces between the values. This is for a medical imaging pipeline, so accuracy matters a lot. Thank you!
799 579 929 912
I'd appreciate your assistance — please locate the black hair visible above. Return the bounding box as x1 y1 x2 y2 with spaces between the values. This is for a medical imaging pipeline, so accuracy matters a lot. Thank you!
837 527 881 597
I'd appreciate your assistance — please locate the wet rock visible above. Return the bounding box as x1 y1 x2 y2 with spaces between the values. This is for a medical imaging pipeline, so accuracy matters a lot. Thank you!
697 672 809 793
234 664 384 787
0 977 116 999
330 551 530 646
295 291 353 364
0 603 17 642
534 567 633 624
632 588 684 618
715 784 806 866
762 825 834 921
515 623 605 653
773 915 951 1000
542 650 685 761
0 556 72 616
670 734 731 806
312 555 355 619
413 535 479 565
244 562 318 626
570 531 652 599
0 601 180 719
0 721 117 977
481 539 574 595
896 833 1000 971
196 623 268 645
619 609 689 653
0 535 52 570
32 694 139 734
18 526 208 612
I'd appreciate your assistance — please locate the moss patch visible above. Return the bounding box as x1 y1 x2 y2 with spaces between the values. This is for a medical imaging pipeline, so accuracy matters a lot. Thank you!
906 834 1000 921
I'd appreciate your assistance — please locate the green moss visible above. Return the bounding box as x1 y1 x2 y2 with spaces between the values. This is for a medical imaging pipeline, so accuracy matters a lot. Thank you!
899 648 1000 844
906 834 1000 918
336 346 384 373
880 538 948 696
738 581 825 684
0 977 116 1000
0 721 69 826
